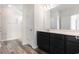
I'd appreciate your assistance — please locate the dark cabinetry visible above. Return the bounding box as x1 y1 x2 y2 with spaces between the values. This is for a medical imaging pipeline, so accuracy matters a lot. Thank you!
50 33 65 54
37 31 50 53
65 35 79 54
37 31 79 54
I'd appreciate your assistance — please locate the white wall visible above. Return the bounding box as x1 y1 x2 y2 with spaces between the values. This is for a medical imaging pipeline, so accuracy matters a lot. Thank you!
0 20 1 40
0 5 23 40
4 5 23 40
0 7 2 40
21 4 38 48
0 4 37 48
34 4 50 30
0 4 51 49
21 4 51 48
34 5 45 30
0 5 7 40
34 4 50 48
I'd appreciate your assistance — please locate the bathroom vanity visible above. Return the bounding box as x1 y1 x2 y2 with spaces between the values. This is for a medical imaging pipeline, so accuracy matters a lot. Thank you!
37 29 79 54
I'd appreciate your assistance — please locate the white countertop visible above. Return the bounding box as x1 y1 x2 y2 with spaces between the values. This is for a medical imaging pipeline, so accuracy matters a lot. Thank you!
37 29 79 36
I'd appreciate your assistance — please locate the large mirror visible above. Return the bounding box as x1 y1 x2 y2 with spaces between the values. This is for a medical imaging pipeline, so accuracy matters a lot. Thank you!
50 4 79 30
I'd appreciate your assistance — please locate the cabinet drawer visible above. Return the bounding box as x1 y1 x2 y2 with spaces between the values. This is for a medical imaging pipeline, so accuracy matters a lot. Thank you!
50 33 64 39
37 31 49 36
64 35 76 41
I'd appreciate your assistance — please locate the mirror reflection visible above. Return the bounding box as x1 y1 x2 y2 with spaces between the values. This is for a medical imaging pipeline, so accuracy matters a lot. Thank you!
50 4 79 30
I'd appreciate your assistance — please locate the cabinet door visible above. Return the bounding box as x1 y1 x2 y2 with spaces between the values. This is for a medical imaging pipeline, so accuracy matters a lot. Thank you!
50 33 65 54
37 31 50 52
54 38 65 53
50 33 54 53
65 35 79 54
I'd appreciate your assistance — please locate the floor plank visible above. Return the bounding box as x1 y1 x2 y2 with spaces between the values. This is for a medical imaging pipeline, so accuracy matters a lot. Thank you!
35 48 48 54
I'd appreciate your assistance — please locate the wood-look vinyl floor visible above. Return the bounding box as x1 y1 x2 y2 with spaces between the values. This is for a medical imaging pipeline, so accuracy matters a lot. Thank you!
35 48 48 54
